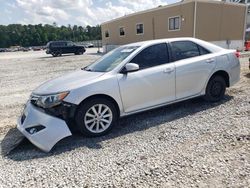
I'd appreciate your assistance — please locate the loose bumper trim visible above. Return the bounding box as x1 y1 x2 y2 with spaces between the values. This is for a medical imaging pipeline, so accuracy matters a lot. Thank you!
17 102 72 152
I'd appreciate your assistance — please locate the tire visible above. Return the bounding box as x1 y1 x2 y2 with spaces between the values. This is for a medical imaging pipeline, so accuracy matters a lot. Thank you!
204 75 226 102
75 98 118 137
52 52 57 57
75 50 83 55
52 51 61 57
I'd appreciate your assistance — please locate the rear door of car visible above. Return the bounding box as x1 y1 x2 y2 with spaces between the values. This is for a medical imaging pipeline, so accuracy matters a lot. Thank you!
170 40 217 99
117 43 176 113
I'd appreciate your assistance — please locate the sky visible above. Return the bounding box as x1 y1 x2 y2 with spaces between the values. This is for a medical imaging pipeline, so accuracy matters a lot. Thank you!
0 0 180 26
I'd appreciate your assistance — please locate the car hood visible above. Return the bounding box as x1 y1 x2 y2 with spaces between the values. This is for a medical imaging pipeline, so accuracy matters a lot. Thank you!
33 70 105 95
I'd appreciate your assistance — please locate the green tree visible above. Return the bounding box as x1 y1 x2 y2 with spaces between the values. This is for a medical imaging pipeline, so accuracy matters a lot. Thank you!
0 23 101 48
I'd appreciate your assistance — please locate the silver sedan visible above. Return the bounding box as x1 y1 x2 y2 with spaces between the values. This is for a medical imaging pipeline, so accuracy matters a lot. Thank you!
17 38 240 152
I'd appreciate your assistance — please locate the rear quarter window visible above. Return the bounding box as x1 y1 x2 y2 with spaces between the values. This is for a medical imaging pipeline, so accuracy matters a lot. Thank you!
197 45 210 55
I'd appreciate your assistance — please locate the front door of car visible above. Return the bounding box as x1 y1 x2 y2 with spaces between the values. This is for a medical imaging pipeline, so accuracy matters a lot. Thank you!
63 42 73 53
117 43 176 113
59 42 68 53
170 41 217 99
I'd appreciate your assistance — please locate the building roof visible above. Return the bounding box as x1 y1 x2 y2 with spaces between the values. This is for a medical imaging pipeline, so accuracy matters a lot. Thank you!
101 0 246 25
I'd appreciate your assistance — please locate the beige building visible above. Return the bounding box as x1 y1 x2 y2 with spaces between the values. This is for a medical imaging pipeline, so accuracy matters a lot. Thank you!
101 0 247 52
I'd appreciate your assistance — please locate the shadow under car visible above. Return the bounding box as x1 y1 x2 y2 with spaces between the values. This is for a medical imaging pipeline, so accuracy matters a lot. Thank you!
2 95 233 161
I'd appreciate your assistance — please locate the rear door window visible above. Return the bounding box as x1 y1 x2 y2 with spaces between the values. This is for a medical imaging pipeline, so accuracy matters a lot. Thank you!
131 43 169 70
170 41 210 61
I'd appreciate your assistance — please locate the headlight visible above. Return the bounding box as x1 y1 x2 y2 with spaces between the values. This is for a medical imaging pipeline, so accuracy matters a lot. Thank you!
33 91 69 109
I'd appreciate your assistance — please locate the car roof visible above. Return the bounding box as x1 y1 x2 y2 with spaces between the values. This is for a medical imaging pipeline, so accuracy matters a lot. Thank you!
124 37 191 46
124 37 223 52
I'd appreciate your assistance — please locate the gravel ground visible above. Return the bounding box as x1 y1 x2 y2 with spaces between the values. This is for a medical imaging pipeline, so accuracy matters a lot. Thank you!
0 50 249 187
0 49 101 133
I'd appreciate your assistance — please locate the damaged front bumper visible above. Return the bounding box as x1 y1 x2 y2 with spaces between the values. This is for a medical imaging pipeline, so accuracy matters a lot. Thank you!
17 102 72 152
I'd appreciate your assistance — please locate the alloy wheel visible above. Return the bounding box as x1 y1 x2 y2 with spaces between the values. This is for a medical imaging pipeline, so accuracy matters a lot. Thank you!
84 104 113 133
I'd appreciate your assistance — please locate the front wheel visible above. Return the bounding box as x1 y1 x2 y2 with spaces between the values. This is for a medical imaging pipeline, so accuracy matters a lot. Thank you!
75 98 118 136
52 51 61 57
204 75 226 102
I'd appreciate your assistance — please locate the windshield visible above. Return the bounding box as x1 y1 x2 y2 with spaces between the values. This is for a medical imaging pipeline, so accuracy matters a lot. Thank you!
85 46 139 72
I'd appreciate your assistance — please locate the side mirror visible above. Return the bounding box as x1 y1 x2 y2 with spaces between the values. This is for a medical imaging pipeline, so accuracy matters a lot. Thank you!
121 63 139 74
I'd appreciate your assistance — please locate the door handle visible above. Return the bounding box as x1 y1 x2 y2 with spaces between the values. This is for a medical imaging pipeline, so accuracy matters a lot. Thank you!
206 58 215 63
164 68 174 74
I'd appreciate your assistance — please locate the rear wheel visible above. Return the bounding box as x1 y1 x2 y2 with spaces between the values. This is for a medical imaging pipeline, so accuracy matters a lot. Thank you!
52 51 61 57
204 75 226 102
75 50 83 55
75 98 118 136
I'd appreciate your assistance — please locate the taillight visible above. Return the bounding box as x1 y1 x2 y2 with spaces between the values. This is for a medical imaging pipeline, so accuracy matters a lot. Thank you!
235 51 240 58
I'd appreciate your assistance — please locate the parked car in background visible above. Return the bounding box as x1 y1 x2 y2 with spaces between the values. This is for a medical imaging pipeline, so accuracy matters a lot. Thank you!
5 48 12 52
18 47 31 52
0 48 6 52
18 38 240 152
84 43 94 48
46 41 86 57
33 46 43 51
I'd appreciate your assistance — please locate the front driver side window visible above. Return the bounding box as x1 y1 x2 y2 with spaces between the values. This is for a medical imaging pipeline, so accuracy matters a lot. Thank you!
67 42 74 47
130 43 169 70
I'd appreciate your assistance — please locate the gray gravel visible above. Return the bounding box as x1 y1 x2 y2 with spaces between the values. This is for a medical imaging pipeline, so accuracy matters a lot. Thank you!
0 50 249 187
0 49 101 133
